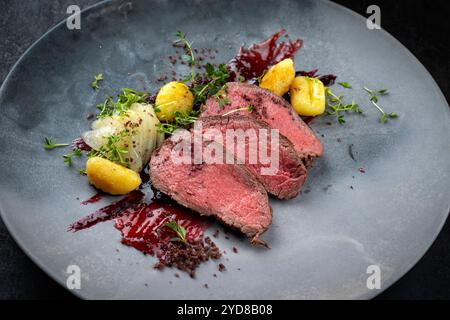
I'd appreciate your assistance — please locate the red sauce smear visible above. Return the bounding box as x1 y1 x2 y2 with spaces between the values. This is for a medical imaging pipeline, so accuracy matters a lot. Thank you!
227 29 303 81
115 201 205 256
80 193 103 205
69 184 207 256
303 116 315 125
297 69 337 87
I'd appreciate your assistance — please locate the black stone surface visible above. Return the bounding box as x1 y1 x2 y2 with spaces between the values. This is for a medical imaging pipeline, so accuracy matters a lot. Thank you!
0 0 448 300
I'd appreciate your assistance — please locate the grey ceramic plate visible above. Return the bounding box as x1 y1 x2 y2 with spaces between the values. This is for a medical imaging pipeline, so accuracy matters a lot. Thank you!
0 0 449 300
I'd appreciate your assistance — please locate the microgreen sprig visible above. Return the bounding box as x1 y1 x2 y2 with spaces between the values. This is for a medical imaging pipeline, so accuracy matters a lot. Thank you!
325 88 363 124
43 137 69 150
156 110 200 135
191 63 230 107
175 31 196 83
88 130 131 166
91 73 104 90
363 87 397 123
338 82 352 89
96 88 149 119
221 105 255 117
164 220 187 244
63 148 82 166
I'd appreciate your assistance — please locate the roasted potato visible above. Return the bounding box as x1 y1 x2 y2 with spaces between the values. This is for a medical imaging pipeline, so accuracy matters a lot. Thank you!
259 58 295 96
290 76 326 116
155 81 194 122
86 157 142 195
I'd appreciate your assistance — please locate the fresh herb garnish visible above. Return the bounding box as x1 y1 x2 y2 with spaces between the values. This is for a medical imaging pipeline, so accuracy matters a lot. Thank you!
363 87 397 123
91 73 104 90
214 85 230 108
156 110 200 135
175 31 196 83
78 168 87 175
255 70 268 84
96 88 149 119
338 82 352 89
43 137 69 150
325 88 363 124
191 63 230 107
221 105 255 117
363 87 389 103
89 130 131 166
153 104 161 113
164 220 187 244
62 148 82 166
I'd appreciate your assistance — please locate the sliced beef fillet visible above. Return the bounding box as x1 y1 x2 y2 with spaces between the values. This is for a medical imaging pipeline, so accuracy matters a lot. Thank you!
197 115 307 199
201 82 323 166
149 131 272 245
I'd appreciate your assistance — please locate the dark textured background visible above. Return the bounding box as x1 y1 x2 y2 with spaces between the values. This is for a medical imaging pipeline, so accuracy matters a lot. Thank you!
0 0 449 299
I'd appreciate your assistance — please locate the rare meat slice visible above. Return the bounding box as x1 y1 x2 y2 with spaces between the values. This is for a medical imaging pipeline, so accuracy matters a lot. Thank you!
201 82 324 165
198 115 307 199
149 131 272 245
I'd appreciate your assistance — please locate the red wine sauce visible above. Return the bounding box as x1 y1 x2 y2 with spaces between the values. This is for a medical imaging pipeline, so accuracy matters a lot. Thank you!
227 29 303 81
69 183 207 258
80 193 103 205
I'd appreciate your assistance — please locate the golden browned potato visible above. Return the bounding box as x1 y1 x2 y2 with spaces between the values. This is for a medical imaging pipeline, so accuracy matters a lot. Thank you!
155 81 194 122
290 76 326 116
86 157 142 195
259 58 296 96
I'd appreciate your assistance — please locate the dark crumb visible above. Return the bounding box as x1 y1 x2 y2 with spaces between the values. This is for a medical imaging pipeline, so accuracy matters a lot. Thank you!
323 184 332 192
145 94 156 105
212 229 219 238
213 274 217 277
225 236 230 240
157 75 168 82
144 283 148 287
76 197 80 200
359 168 366 173
337 138 341 143
321 134 325 138
232 247 238 254
174 273 180 278
115 248 119 252
218 263 226 272
154 238 221 276
303 189 311 194
350 186 354 189
237 268 241 271
352 175 355 179
86 113 94 120
326 122 332 126
169 281 173 285
168 55 177 64
348 144 356 161
204 284 209 289
223 250 227 254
